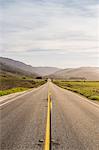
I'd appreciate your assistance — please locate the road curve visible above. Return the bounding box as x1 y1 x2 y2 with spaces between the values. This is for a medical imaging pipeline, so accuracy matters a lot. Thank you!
0 82 99 150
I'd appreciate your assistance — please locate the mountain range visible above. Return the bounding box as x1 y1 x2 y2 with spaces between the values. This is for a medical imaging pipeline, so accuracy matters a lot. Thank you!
0 57 60 78
0 57 99 80
49 67 99 80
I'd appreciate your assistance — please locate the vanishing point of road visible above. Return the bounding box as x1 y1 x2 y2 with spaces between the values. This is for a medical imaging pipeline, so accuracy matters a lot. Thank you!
0 81 99 150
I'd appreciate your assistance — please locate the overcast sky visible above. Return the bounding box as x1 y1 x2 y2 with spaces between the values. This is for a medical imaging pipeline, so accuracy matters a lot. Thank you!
0 0 99 68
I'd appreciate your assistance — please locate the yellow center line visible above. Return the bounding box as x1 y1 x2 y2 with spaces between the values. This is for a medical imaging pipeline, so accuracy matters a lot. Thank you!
44 86 52 150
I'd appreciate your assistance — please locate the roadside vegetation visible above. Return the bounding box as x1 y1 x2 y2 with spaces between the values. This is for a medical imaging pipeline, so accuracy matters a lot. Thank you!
53 80 99 101
0 87 29 96
0 74 47 96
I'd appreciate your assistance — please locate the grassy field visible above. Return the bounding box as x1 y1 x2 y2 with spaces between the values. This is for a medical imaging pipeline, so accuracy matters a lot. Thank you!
53 80 99 101
0 87 29 96
0 74 47 96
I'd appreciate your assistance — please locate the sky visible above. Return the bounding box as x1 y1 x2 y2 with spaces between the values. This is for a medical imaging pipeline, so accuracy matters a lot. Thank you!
0 0 99 68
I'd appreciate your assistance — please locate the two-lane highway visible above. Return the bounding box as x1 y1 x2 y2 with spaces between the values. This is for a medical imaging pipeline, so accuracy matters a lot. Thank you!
0 82 99 150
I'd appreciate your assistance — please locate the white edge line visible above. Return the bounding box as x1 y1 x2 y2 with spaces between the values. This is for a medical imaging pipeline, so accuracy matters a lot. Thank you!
0 85 44 108
0 90 33 108
64 88 99 108
53 82 99 109
0 82 47 108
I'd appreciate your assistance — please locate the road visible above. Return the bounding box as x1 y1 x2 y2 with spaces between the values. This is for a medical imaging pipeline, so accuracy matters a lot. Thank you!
0 82 99 150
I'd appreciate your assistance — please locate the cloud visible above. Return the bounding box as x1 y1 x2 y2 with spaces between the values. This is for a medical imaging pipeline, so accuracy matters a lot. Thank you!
0 0 99 67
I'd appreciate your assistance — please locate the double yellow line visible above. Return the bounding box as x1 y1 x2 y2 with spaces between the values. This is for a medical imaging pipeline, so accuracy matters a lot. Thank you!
44 88 52 150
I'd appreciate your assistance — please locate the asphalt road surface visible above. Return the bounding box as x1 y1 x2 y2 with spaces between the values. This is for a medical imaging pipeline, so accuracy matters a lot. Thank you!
0 82 99 150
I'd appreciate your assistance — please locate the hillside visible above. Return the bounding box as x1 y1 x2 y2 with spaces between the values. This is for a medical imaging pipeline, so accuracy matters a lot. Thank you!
0 57 38 78
0 57 48 91
0 57 99 81
50 67 99 81
0 62 37 79
0 57 60 76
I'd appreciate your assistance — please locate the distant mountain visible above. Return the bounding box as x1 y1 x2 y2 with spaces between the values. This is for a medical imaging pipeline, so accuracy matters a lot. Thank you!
33 67 61 76
49 67 99 81
0 57 61 77
1 57 99 80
